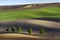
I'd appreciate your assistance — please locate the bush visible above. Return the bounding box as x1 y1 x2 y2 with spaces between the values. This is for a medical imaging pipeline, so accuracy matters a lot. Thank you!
17 27 22 33
11 27 16 32
28 27 32 35
39 28 45 37
6 27 11 32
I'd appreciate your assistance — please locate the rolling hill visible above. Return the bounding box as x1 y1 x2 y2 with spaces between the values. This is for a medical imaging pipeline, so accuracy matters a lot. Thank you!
0 3 60 11
0 3 60 20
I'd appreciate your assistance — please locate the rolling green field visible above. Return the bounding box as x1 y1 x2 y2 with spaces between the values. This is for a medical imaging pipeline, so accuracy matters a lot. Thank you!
0 6 60 20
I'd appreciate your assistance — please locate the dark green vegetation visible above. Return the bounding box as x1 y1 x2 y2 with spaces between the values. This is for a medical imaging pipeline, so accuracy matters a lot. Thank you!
17 27 22 33
39 28 45 37
6 27 16 32
6 27 21 33
6 27 11 32
28 27 32 35
6 27 45 36
11 27 16 32
0 6 60 20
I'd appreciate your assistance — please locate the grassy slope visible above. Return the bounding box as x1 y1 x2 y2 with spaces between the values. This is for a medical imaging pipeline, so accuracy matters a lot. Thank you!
0 6 60 20
0 33 41 38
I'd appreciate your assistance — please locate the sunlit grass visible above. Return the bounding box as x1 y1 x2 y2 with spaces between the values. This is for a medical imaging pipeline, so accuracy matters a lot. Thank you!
0 6 60 20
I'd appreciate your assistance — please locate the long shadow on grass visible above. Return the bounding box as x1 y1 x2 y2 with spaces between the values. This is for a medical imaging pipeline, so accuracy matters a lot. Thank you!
0 21 60 32
33 11 60 22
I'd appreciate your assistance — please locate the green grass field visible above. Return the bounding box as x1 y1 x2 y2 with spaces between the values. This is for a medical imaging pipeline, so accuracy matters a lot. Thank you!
0 6 60 20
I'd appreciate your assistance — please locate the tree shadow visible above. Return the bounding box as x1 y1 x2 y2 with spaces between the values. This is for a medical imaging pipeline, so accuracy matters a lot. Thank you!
0 21 60 32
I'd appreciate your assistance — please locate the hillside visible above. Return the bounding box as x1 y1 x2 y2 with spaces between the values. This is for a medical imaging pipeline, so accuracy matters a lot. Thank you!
0 3 60 11
0 6 60 20
0 3 60 20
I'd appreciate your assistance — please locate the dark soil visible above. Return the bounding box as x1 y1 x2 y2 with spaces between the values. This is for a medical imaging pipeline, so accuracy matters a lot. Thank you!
0 38 60 40
33 18 60 22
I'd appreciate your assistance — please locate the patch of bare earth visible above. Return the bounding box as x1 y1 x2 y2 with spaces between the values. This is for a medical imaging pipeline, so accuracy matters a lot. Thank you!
0 34 60 40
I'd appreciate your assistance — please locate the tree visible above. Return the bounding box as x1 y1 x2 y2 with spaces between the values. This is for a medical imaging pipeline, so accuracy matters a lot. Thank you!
13 27 17 31
17 27 22 33
11 27 16 32
28 27 32 35
6 28 9 32
39 28 45 37
6 27 11 32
